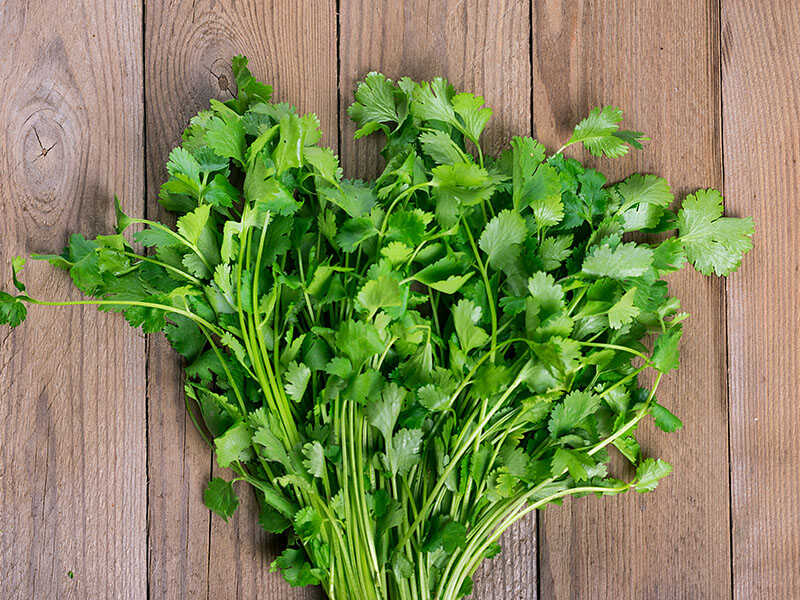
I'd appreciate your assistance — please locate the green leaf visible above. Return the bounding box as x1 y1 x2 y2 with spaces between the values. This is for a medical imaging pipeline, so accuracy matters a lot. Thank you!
177 204 211 245
452 298 489 353
651 325 682 373
419 130 464 164
412 255 473 294
336 320 385 367
11 256 26 292
336 217 378 253
390 428 423 476
538 235 573 271
284 361 311 402
634 458 672 492
253 426 290 467
568 106 643 158
366 382 404 445
205 100 246 165
230 55 273 109
651 402 683 432
244 159 301 216
271 114 304 174
302 441 326 478
167 146 201 182
411 77 455 124
424 520 467 555
678 189 754 276
521 165 563 228
478 209 527 272
304 146 341 184
551 447 593 481
548 390 600 438
417 384 449 412
271 547 322 587
214 421 253 468
204 174 239 208
582 242 654 279
114 197 133 233
652 238 687 273
527 272 565 319
0 291 27 327
203 477 239 521
320 180 376 218
348 72 407 131
607 287 639 329
452 92 492 143
511 136 546 209
357 275 403 318
616 173 673 210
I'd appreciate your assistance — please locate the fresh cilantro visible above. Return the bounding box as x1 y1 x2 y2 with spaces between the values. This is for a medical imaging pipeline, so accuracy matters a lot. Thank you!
1 57 754 599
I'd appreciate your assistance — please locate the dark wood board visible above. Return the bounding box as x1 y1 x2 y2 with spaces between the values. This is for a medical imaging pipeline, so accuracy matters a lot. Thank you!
0 0 147 598
722 2 800 597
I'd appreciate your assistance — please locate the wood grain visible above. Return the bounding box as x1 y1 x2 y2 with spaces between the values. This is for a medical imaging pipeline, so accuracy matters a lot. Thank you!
338 1 536 597
532 1 732 598
0 1 146 598
143 1 336 598
722 2 800 597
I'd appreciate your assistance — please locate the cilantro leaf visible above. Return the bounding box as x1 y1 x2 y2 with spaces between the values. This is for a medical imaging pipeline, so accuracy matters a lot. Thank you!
203 477 239 521
284 361 311 402
214 421 253 468
452 298 489 354
0 291 27 327
634 458 673 492
582 242 654 279
390 428 423 476
651 402 683 432
551 447 594 481
608 287 639 329
678 189 754 275
548 391 600 438
567 106 645 158
651 325 683 373
479 209 527 272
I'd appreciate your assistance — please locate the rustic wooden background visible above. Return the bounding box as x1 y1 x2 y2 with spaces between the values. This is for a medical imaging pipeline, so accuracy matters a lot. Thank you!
1 1 797 598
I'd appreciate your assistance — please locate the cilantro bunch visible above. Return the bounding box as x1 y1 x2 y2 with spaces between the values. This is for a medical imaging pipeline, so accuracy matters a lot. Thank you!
0 57 753 599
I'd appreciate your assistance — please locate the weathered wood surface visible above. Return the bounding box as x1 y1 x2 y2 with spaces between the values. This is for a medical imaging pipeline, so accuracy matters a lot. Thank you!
0 1 147 598
0 1 797 599
722 2 800 598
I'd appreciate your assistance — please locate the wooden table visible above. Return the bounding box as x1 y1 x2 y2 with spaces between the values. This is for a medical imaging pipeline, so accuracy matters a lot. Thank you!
1 1 797 598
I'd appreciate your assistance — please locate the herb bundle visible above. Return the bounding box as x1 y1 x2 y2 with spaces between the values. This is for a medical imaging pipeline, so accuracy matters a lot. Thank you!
0 57 753 599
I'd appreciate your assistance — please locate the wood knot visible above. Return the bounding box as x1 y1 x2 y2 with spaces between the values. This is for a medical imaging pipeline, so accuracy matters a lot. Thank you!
207 58 234 98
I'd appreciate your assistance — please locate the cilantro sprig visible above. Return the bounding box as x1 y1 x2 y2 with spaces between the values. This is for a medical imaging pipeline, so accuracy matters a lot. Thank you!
1 57 753 599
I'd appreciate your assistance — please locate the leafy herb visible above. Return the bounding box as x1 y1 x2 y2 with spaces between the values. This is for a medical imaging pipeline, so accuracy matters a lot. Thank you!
1 57 753 599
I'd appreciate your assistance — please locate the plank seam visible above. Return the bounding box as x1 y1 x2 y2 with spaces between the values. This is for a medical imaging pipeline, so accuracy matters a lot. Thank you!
529 1 540 598
717 0 736 598
141 0 151 596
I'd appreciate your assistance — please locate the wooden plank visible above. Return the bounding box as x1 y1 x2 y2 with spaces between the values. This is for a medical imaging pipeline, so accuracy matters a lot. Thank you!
722 3 800 597
533 2 732 598
0 1 146 598
143 1 337 598
338 1 535 597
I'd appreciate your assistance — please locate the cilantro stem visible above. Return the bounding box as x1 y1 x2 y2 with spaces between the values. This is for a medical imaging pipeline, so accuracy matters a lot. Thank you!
461 217 498 362
575 340 651 363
